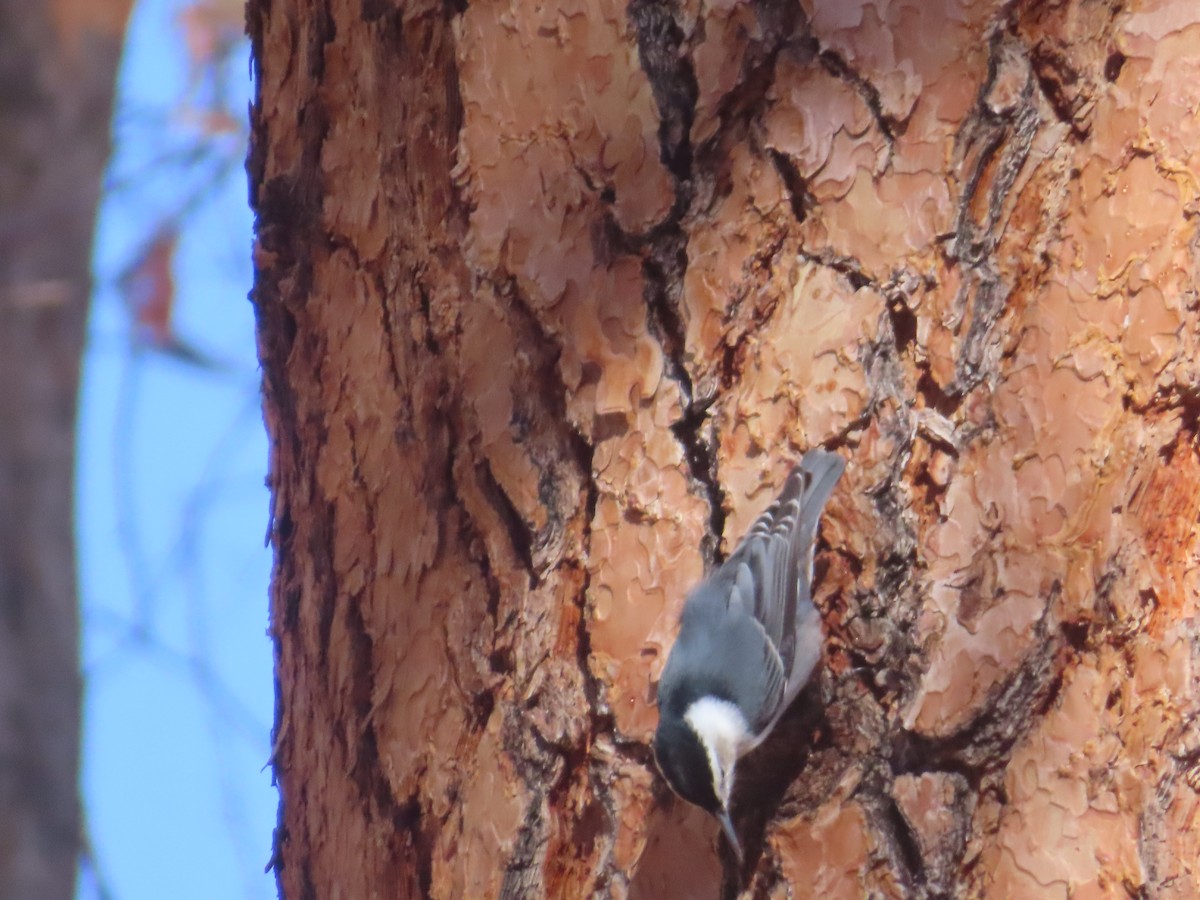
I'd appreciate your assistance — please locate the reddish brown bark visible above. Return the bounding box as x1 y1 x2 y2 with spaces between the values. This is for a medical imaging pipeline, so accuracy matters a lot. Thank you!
0 1 133 897
251 1 1200 896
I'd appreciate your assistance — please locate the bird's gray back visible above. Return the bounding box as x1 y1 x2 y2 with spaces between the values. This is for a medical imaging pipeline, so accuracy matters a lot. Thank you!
658 576 786 736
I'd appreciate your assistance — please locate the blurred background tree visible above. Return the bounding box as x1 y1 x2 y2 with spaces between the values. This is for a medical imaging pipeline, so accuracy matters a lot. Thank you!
1 1 275 898
1 2 136 895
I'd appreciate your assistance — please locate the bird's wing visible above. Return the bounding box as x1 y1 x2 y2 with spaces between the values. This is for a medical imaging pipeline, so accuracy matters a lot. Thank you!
726 572 787 736
722 449 845 713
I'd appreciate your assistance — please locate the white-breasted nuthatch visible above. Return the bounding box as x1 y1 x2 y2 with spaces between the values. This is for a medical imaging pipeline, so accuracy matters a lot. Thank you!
653 449 845 859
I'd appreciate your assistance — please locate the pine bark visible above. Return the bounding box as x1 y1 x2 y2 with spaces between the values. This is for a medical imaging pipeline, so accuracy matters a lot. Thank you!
0 1 133 897
250 1 1200 896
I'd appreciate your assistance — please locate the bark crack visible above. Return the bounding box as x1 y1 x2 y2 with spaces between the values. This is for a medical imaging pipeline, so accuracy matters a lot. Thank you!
628 0 697 182
873 788 924 890
816 46 898 158
893 588 1064 784
944 31 1041 397
768 148 816 225
499 709 564 899
627 0 734 569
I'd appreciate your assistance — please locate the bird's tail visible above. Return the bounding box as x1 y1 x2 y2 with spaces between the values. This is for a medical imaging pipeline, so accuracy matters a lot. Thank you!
797 449 845 526
780 448 845 698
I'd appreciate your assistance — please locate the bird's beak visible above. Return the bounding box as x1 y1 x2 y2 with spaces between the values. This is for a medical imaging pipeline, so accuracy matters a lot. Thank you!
718 808 742 862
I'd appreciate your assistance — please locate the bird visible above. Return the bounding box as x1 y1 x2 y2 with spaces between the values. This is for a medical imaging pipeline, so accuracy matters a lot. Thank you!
653 449 845 860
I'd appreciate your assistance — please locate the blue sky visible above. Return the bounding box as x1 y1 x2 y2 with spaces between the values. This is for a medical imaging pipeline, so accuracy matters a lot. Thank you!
78 1 276 897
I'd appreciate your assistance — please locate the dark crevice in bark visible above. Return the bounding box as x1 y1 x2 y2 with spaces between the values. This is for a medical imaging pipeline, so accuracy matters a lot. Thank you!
745 850 787 900
516 320 612 888
1125 380 1200 440
846 648 895 708
767 148 815 225
499 809 550 900
629 0 697 179
642 231 728 567
637 0 807 507
628 0 732 569
471 687 497 732
275 548 300 638
499 711 562 900
572 466 611 728
916 369 963 421
797 247 874 291
817 48 899 149
648 249 726 565
442 405 518 720
450 474 506 678
342 448 387 807
414 281 442 355
912 463 950 520
572 473 625 890
1060 618 1092 653
821 411 874 452
691 0 803 175
477 458 536 584
893 592 1066 796
1027 45 1091 139
475 279 593 585
496 476 606 897
945 32 1041 397
1013 0 1128 140
638 238 691 397
342 594 399 888
861 312 920 583
885 296 918 357
500 319 589 523
873 788 924 890
360 0 397 24
308 506 338 674
1103 50 1126 82
313 1 337 67
672 409 726 563
393 793 434 896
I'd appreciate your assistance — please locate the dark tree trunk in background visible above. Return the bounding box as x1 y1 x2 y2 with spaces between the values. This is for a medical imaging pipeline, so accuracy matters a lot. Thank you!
251 1 1200 896
0 2 132 897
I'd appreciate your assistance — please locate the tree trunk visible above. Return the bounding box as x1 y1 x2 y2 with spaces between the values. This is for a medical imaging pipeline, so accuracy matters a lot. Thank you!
0 2 132 898
250 1 1200 896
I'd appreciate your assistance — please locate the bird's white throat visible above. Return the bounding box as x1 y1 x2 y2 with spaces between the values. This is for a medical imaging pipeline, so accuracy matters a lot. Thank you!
684 697 750 803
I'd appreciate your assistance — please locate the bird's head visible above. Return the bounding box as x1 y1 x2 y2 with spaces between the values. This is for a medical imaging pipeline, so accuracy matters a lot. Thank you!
654 699 746 860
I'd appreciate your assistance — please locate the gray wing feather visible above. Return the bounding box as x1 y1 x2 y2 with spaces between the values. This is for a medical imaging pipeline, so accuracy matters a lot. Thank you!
719 449 845 727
